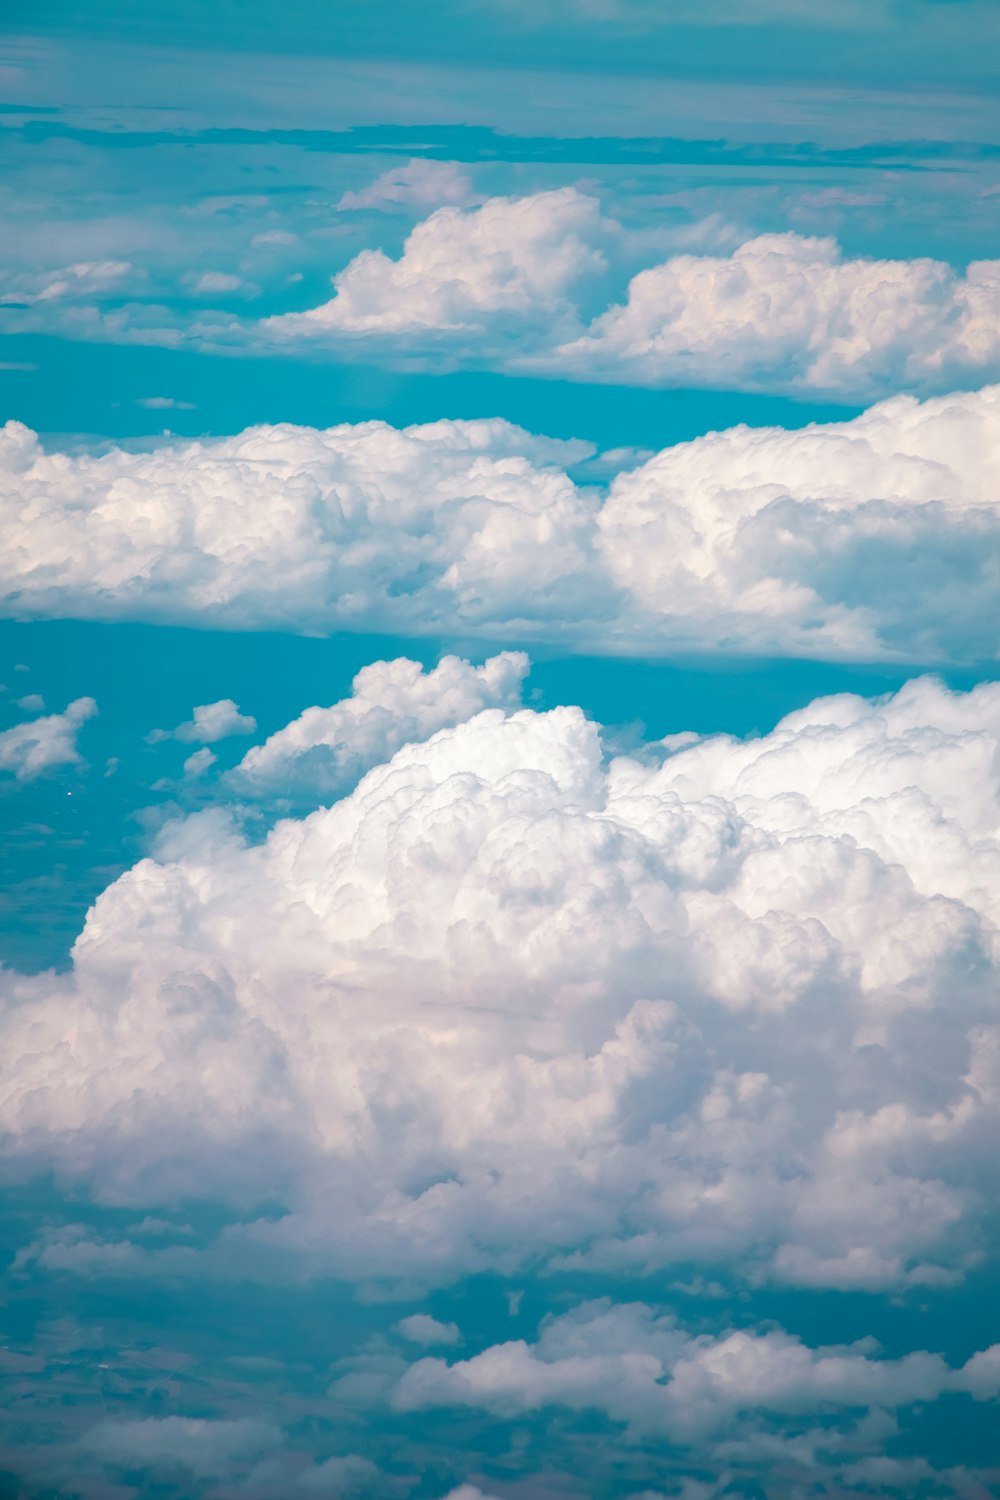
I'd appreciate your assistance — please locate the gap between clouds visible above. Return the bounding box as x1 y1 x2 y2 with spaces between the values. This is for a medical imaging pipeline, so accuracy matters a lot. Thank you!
3 384 999 663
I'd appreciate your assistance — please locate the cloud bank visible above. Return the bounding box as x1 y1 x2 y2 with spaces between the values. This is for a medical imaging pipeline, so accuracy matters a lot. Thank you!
3 386 999 662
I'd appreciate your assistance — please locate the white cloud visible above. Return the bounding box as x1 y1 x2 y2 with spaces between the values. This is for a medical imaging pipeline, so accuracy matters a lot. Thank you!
2 388 998 661
0 696 97 780
264 187 612 342
2 676 1000 1293
338 160 476 213
393 1299 1000 1440
548 232 1000 399
231 652 529 800
396 1313 462 1346
188 270 248 295
149 698 257 745
257 191 1000 399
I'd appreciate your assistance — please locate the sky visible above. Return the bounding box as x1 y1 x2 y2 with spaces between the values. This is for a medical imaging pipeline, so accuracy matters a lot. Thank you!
1 3 1000 1498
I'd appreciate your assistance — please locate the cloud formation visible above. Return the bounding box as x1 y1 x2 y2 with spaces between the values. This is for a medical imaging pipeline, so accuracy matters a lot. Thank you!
2 674 999 1293
260 191 1000 399
0 696 97 780
2 388 999 661
394 1299 1000 1440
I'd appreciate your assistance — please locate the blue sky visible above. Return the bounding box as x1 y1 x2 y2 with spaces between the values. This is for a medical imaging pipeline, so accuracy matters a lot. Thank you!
2 4 1000 1499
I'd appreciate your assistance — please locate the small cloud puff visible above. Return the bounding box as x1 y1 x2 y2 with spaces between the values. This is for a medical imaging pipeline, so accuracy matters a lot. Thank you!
0 696 96 780
149 699 256 745
396 1314 462 1347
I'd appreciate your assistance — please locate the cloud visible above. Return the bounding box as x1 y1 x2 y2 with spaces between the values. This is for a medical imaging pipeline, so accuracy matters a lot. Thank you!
0 259 134 306
547 232 1000 400
2 675 1000 1292
231 652 529 801
257 192 1000 399
338 159 476 212
393 1299 1000 1440
2 388 999 661
396 1314 462 1346
79 1415 282 1476
135 395 196 410
183 747 217 777
0 696 97 780
264 187 613 343
148 698 257 744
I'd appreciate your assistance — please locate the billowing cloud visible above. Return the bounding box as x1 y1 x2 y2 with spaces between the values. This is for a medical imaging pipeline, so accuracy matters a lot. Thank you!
549 232 1000 400
149 698 257 745
231 652 529 800
259 192 1000 399
395 1313 462 1346
2 675 999 1293
0 696 97 780
264 188 614 345
2 389 999 661
394 1299 1000 1440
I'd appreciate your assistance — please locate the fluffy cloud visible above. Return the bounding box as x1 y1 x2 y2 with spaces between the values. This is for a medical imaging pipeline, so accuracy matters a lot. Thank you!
394 1299 1000 1440
0 696 97 780
231 652 528 800
264 188 614 344
2 388 999 661
549 232 1000 400
149 698 257 745
79 1416 282 1476
2 674 999 1293
258 191 1000 399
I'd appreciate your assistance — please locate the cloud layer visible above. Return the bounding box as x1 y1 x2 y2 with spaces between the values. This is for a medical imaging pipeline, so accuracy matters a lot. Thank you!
3 385 999 661
3 672 1000 1295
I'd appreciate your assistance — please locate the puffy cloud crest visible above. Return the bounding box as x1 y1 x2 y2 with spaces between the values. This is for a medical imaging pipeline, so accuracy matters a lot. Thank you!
2 674 1000 1293
230 651 529 800
2 387 999 662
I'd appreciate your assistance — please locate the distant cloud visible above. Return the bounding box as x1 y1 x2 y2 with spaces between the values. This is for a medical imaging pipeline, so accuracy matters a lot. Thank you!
135 396 196 411
396 1314 462 1346
338 159 476 212
148 699 256 745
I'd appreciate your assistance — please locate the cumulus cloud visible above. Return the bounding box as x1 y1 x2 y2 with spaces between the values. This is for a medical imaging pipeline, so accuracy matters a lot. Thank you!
231 652 529 800
393 1299 1000 1440
0 696 97 780
548 232 1000 400
257 191 1000 399
264 187 614 345
2 675 1000 1294
338 160 476 213
149 699 257 745
2 388 998 661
